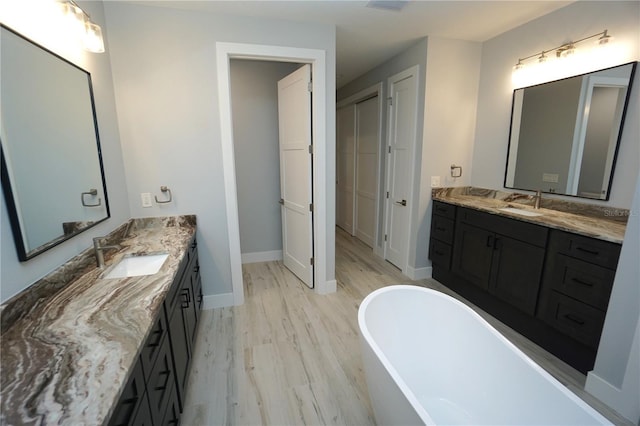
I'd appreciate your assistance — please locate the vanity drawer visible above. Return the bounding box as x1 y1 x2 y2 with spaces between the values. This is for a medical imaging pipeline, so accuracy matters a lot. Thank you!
431 215 455 244
429 239 452 270
433 200 456 219
542 291 605 349
457 207 548 247
549 254 614 310
549 230 621 270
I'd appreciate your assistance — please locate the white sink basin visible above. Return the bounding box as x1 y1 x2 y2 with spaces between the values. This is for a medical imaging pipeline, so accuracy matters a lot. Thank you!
498 207 543 217
103 253 169 279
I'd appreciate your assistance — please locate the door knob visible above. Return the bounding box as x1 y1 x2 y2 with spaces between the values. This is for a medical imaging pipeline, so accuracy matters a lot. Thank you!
395 199 407 206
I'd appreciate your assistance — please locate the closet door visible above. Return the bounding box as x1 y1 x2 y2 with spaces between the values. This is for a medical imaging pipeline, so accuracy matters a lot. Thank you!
336 105 355 234
354 96 379 247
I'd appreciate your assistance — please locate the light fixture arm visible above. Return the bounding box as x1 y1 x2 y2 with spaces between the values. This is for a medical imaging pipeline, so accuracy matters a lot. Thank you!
514 30 610 66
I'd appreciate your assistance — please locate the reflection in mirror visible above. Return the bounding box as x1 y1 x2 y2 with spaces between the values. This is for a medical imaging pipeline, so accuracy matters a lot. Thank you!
505 62 637 200
0 25 110 261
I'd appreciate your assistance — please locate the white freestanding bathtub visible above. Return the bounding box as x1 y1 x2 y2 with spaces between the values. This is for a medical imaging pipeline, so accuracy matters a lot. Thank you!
358 285 612 425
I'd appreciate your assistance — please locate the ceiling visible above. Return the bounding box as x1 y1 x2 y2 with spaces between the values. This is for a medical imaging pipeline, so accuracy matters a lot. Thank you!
125 0 573 87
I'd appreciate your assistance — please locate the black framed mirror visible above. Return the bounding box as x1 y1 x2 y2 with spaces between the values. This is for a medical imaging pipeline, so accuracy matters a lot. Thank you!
504 61 637 200
1 24 110 261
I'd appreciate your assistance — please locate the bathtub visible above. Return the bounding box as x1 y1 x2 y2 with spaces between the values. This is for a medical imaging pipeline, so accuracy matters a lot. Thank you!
358 285 612 425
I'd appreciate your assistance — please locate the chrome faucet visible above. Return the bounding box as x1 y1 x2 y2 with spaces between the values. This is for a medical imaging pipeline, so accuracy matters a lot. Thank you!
533 190 542 209
93 237 120 268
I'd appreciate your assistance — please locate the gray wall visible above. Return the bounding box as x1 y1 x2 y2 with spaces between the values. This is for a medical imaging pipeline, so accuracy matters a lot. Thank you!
230 60 299 255
103 2 336 300
1 1 130 303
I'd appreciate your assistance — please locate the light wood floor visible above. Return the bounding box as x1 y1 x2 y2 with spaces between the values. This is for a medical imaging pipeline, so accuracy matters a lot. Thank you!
181 229 632 425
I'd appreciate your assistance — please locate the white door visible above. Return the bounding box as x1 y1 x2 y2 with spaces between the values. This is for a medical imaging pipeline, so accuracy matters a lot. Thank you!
384 68 418 270
336 105 355 234
278 64 313 288
355 95 379 247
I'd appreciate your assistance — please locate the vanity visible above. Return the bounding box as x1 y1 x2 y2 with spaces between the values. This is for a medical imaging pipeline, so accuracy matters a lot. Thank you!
0 216 202 425
429 187 626 373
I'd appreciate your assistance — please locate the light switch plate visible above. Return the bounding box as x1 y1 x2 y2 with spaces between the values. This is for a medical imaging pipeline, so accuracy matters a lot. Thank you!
431 176 441 188
141 193 152 208
542 173 559 183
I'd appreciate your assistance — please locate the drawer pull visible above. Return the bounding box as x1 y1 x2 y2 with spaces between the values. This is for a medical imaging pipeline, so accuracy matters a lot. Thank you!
181 289 190 308
486 235 494 248
576 246 599 256
564 313 586 325
434 250 444 256
154 369 171 391
435 226 446 231
146 328 164 348
571 277 594 287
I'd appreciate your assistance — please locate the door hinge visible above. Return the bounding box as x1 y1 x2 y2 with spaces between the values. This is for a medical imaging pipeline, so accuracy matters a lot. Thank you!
388 146 391 154
310 257 314 265
386 191 389 199
308 145 313 154
387 96 393 106
309 203 313 212
308 81 313 92
384 234 388 242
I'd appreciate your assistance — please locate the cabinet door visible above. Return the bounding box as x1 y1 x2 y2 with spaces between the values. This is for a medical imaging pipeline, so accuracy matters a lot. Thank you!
452 222 493 290
147 334 176 426
108 358 147 426
168 298 190 412
489 236 545 315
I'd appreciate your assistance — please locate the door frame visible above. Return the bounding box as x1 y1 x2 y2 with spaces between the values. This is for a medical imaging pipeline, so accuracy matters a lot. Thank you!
336 82 385 256
216 42 333 305
383 65 420 274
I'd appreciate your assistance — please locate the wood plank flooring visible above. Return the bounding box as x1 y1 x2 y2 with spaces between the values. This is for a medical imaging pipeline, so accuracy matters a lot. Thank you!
181 229 632 425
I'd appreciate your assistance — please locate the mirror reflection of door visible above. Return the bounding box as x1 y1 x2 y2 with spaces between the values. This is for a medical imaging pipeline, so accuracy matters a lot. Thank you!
570 79 628 198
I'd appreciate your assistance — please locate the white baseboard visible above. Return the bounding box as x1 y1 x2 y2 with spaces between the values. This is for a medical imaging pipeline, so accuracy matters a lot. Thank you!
202 292 234 309
316 279 337 294
405 265 432 280
586 371 640 424
241 250 283 264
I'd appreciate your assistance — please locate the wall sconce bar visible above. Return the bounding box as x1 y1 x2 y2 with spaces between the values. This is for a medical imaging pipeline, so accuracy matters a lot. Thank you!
513 29 612 71
57 0 105 53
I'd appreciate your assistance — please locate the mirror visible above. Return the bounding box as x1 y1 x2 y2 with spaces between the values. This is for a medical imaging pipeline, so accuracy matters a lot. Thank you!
1 25 110 261
505 62 637 200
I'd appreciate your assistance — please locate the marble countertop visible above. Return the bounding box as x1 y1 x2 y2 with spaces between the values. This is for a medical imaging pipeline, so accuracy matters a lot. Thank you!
0 216 196 425
433 187 627 244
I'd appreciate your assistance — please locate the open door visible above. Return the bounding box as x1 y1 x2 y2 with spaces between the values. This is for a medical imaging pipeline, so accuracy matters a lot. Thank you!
278 64 313 288
384 67 418 270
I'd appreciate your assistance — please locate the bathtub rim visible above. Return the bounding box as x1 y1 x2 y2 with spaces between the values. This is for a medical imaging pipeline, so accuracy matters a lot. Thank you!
357 284 612 425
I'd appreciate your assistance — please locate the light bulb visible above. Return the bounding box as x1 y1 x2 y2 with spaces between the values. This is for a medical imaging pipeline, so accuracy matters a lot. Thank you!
84 21 105 53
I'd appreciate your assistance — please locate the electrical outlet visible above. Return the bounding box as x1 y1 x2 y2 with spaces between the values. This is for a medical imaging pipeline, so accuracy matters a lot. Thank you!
431 176 441 188
141 193 152 208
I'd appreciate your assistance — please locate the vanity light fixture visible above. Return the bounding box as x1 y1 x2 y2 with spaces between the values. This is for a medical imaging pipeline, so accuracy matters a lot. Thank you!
57 0 105 53
512 29 612 72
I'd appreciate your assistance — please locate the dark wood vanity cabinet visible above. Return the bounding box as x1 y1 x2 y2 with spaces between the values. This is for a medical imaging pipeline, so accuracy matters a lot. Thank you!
428 201 456 269
110 236 202 426
430 201 621 373
538 230 620 349
452 207 548 315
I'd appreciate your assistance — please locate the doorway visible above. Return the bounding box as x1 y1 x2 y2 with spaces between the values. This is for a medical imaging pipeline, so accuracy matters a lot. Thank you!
217 42 334 306
336 83 384 251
